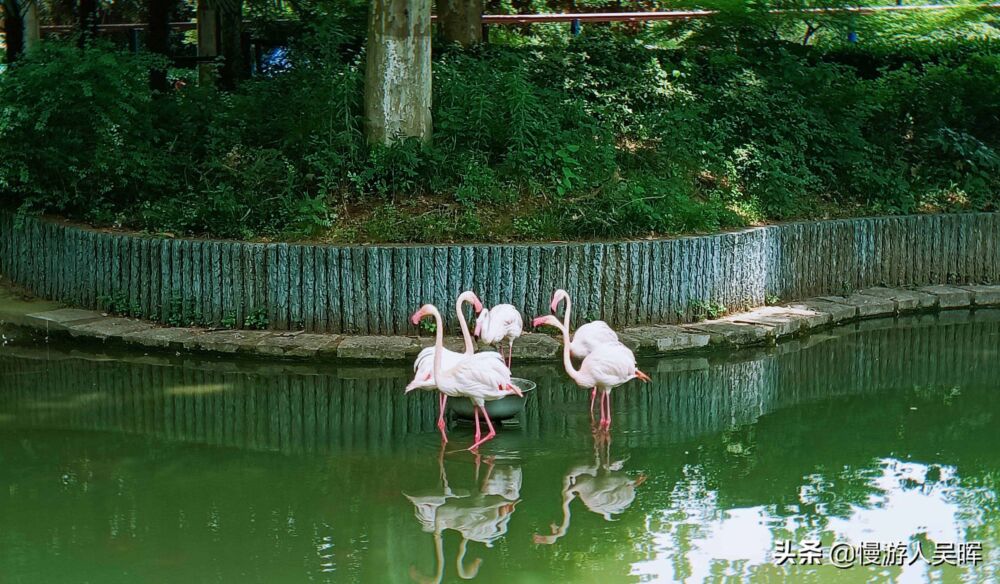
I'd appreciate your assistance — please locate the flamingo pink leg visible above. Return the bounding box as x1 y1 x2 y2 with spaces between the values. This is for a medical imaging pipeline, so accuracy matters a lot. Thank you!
473 407 482 443
467 406 497 451
601 391 613 429
589 388 597 418
507 340 514 368
437 393 448 443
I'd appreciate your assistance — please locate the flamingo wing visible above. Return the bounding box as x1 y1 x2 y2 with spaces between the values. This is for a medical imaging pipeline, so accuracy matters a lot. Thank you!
478 304 523 344
442 353 512 403
408 346 469 391
575 475 640 520
580 343 637 389
570 321 620 359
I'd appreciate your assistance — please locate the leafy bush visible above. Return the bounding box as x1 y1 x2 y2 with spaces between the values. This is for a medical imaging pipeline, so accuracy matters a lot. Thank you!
0 41 169 223
3 17 1000 244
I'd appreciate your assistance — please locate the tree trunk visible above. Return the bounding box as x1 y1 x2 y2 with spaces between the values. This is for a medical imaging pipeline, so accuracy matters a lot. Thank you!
3 0 25 63
23 0 39 51
147 0 172 91
78 0 98 47
436 0 482 47
218 0 245 90
364 0 433 145
196 0 218 86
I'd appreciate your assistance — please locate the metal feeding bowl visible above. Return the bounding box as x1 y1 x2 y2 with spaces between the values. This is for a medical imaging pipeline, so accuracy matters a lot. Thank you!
448 378 536 422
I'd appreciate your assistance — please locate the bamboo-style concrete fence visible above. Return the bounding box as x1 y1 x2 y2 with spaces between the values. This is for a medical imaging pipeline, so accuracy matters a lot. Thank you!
1 213 999 334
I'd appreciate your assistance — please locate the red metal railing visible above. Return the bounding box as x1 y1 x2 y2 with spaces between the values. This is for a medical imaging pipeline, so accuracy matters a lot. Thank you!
480 3 1000 24
37 3 1000 34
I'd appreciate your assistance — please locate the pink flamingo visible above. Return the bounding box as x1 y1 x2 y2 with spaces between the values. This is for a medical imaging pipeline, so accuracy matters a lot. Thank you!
412 304 522 451
474 304 523 367
406 292 500 443
549 289 619 360
533 315 650 429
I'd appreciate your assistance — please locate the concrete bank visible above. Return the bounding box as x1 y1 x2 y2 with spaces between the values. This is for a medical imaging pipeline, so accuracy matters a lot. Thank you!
4 282 1000 362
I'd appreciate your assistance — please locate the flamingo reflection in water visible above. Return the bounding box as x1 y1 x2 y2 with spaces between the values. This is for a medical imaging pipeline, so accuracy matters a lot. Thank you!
533 432 646 545
405 454 522 583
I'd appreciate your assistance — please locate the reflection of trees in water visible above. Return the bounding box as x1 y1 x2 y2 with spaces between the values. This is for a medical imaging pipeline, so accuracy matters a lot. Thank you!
534 432 645 545
632 377 1000 582
404 453 521 584
2 314 1000 455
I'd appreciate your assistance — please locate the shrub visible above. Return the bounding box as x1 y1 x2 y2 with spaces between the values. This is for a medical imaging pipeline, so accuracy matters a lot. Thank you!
3 24 1000 244
0 41 169 222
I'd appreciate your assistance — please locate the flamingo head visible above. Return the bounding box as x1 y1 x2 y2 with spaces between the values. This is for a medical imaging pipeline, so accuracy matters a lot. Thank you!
533 315 561 329
550 289 569 313
411 305 434 325
458 290 485 314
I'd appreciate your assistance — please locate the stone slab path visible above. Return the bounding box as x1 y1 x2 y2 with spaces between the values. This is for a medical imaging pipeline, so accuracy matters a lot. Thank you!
4 283 999 362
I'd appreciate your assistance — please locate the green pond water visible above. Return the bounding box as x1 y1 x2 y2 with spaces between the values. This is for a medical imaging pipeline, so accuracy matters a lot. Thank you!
1 313 999 583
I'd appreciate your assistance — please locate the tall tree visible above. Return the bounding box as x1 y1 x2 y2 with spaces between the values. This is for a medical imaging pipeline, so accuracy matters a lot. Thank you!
436 0 482 47
23 0 39 50
3 0 26 63
147 0 173 91
196 0 218 85
364 0 433 144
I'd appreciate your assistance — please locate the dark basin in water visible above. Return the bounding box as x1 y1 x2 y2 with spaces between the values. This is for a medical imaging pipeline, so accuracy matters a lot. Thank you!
448 377 536 421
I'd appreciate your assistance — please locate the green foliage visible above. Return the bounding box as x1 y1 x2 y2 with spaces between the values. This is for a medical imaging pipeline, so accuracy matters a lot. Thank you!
98 292 141 318
221 312 238 329
4 14 1000 244
692 299 727 321
165 295 204 327
0 41 169 222
244 307 269 330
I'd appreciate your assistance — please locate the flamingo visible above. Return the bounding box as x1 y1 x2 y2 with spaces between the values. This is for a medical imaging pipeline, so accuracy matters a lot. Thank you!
412 304 522 451
474 303 523 367
407 456 521 584
549 289 619 360
534 433 645 545
532 314 650 429
406 292 500 443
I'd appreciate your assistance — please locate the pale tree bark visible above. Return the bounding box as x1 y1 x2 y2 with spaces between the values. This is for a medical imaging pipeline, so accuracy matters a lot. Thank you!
436 0 482 47
196 0 218 86
23 0 39 50
364 0 433 145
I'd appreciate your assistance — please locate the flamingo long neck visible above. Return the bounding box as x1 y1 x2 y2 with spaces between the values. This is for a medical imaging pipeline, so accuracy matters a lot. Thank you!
552 478 575 539
455 293 476 356
560 294 573 331
430 306 446 383
557 321 583 384
456 539 481 579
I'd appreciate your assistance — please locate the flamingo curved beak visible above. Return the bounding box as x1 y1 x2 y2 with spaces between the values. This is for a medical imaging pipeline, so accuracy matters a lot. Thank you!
410 308 427 325
506 383 523 397
635 369 651 382
532 316 551 328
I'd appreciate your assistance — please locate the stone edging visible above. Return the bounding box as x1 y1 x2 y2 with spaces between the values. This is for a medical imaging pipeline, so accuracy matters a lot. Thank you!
3 213 1000 336
8 284 1000 362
